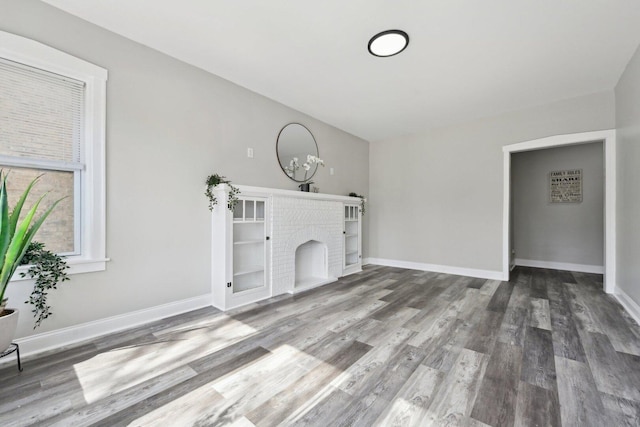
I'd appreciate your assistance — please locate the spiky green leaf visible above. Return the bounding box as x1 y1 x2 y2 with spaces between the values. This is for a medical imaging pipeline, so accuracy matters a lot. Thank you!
0 175 11 271
0 173 63 307
0 194 45 288
9 174 41 236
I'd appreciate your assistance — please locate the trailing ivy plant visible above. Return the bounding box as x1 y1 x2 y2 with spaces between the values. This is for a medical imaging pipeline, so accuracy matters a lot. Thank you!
205 174 240 211
348 192 367 216
0 171 64 315
20 241 70 329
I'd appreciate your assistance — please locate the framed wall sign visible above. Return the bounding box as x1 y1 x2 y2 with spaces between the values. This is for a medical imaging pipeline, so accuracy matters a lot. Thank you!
549 169 582 203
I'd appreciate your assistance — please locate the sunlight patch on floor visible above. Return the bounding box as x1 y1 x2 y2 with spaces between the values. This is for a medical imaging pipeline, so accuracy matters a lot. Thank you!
73 315 257 403
212 344 319 400
129 344 323 426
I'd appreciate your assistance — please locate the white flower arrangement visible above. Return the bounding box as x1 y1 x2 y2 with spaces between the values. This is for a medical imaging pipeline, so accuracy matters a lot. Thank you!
284 155 325 183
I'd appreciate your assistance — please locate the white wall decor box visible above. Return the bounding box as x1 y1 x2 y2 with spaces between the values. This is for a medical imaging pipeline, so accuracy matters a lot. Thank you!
211 185 362 310
550 169 583 203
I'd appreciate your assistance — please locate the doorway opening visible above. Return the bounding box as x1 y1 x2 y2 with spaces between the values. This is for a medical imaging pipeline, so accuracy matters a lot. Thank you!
502 130 616 293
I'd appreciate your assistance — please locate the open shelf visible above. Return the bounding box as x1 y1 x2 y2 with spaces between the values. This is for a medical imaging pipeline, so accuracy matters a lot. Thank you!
234 265 264 277
234 239 263 245
233 269 264 293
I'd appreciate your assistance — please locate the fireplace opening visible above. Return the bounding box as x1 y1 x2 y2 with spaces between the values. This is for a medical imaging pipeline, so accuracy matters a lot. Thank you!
294 240 329 290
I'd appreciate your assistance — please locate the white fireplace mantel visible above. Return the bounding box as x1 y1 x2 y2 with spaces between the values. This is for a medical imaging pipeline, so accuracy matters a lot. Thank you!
211 184 362 310
234 185 360 203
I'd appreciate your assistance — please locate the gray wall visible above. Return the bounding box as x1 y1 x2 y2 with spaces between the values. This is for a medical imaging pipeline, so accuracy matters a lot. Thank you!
512 143 604 267
1 0 369 338
369 91 615 273
615 43 640 306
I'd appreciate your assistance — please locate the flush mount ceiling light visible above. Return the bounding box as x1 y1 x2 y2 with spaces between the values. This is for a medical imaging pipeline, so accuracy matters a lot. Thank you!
368 30 409 57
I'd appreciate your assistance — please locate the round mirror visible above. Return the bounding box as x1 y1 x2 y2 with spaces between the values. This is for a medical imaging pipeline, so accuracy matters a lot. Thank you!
276 123 320 183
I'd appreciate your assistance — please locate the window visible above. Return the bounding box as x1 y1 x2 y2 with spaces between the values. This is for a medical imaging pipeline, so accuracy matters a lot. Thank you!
0 31 107 275
0 58 82 254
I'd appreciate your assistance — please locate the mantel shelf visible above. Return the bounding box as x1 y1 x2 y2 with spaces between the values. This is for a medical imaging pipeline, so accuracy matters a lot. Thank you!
216 183 363 203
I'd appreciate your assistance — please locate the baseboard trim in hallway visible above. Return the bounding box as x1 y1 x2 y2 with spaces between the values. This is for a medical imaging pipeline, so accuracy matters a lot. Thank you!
515 258 604 274
615 286 640 326
365 257 504 280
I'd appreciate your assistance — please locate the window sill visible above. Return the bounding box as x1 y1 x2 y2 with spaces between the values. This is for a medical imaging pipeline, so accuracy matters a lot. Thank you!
11 257 109 282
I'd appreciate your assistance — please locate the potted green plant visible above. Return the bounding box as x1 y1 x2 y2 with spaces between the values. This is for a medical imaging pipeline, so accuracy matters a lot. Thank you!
205 174 240 211
0 172 62 351
348 192 367 215
20 241 69 329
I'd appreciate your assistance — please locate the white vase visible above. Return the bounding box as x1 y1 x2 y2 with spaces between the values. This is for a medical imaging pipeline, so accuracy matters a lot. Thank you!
0 308 18 353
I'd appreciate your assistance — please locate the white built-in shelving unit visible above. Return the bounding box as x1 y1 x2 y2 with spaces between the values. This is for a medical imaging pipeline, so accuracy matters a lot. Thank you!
232 198 267 293
343 204 362 275
211 187 271 310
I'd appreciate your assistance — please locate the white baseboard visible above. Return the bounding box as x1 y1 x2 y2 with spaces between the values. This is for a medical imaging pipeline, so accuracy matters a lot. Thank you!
615 287 640 326
8 294 211 361
366 257 504 281
515 258 604 274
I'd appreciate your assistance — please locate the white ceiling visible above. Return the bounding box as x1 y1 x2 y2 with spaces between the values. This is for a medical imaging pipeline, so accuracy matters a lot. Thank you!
42 0 640 142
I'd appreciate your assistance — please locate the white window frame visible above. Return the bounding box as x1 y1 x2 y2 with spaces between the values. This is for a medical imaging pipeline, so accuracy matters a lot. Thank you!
0 30 108 276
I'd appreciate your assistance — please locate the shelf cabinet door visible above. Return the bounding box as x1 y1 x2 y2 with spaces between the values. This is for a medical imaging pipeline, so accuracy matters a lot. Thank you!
212 189 271 311
231 197 270 304
343 202 362 275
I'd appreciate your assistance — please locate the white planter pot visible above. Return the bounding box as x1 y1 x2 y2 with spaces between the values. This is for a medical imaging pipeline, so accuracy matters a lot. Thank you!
0 308 18 352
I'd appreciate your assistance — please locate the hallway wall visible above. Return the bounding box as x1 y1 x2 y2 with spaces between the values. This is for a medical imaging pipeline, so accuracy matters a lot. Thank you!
512 142 604 270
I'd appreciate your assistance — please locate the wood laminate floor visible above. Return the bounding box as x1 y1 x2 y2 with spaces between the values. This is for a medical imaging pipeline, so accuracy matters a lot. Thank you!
1 266 640 426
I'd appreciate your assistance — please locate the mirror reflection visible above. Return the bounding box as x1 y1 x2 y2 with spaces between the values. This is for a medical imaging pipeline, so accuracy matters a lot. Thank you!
276 123 320 183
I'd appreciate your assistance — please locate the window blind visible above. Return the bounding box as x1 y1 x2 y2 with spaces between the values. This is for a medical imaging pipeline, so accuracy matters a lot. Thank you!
0 57 84 164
